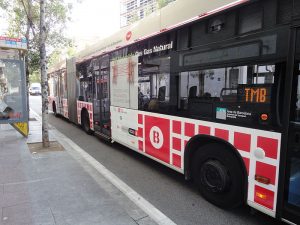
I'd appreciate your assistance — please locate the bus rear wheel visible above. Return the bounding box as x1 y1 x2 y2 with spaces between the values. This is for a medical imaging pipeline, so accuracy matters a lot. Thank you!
81 110 92 135
192 143 244 209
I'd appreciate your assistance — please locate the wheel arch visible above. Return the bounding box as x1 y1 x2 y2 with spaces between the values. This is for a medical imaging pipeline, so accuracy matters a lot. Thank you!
52 101 56 112
184 134 248 199
80 107 89 122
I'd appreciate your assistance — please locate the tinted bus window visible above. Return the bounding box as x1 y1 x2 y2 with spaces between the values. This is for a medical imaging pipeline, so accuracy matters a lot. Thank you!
178 63 282 127
296 73 300 122
138 56 172 113
77 61 93 102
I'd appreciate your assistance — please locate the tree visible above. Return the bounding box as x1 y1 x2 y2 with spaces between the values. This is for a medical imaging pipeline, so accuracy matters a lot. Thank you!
6 0 72 74
40 0 49 147
0 0 8 8
29 71 41 84
157 0 174 9
157 0 168 9
1 0 71 147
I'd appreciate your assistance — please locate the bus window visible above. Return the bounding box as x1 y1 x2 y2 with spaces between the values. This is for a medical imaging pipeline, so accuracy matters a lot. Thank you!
287 64 300 209
178 63 281 127
296 74 300 122
288 157 300 207
138 56 172 113
77 61 93 102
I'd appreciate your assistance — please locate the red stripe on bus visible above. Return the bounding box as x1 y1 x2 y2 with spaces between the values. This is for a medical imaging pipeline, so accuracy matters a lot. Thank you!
138 140 143 151
172 154 181 169
234 132 251 152
257 136 278 159
172 137 181 152
198 125 210 135
172 120 181 134
185 123 195 137
138 127 143 138
215 128 229 141
256 161 276 185
138 114 143 125
254 185 274 210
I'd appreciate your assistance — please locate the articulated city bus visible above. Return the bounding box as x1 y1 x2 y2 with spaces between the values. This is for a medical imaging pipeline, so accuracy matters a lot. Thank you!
48 0 300 223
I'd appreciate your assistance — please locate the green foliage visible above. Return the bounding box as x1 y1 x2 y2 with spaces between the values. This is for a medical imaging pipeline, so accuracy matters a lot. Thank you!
128 13 139 24
157 0 174 9
2 0 72 75
29 71 41 83
157 0 168 9
0 0 8 8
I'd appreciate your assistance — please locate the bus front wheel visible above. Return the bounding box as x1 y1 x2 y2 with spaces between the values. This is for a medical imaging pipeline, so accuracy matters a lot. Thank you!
192 143 244 209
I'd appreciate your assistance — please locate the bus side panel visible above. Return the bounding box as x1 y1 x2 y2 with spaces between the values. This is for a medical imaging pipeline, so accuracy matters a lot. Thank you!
66 57 78 124
111 107 281 217
77 101 94 131
111 106 139 151
62 98 68 119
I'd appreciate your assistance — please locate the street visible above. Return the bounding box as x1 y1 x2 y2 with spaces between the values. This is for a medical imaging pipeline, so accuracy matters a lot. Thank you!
29 96 283 225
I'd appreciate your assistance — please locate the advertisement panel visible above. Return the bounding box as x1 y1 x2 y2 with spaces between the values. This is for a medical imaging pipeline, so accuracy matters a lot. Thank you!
0 58 27 123
110 55 139 109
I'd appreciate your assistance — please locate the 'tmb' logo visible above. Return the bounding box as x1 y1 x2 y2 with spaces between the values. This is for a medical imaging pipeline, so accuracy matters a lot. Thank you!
150 126 163 149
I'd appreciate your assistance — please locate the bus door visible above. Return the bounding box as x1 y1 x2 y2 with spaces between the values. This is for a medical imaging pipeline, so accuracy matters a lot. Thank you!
94 56 111 138
56 72 63 115
283 28 300 224
58 71 65 115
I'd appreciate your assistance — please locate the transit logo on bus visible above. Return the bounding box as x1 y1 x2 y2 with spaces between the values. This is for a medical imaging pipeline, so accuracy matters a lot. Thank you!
239 84 271 104
145 115 170 163
126 31 132 41
245 87 267 103
150 126 164 149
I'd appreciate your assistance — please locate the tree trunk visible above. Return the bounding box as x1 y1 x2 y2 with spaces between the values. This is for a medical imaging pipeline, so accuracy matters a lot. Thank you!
40 0 49 147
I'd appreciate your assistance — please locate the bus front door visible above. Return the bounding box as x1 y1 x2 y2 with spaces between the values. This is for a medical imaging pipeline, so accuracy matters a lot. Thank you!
282 29 300 225
93 65 111 139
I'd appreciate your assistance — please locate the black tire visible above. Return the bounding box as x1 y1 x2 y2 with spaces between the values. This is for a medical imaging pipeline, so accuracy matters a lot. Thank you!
192 143 245 209
52 102 58 117
81 110 93 134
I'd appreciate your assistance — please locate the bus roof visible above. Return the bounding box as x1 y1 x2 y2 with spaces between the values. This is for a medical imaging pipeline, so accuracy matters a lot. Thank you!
75 0 248 63
50 0 249 69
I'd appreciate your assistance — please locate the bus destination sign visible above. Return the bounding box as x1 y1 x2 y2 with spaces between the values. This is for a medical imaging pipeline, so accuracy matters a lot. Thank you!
238 84 272 104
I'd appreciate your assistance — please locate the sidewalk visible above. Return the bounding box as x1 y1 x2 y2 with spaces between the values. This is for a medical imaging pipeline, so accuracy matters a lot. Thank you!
0 111 165 225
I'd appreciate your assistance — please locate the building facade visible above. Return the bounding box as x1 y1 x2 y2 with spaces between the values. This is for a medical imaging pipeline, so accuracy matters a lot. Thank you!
120 0 175 27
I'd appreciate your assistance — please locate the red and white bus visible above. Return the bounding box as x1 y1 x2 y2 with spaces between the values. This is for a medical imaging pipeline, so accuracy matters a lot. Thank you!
48 0 300 223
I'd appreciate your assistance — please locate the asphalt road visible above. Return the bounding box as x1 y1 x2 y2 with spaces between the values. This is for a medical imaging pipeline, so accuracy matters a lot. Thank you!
29 96 284 225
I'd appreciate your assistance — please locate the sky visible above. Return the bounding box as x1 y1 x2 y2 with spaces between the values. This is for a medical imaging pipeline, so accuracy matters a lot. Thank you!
66 0 120 49
0 0 121 49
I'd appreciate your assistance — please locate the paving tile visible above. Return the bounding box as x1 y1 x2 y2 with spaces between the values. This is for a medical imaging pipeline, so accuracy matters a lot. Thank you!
3 178 51 194
54 207 137 225
1 191 31 208
0 122 158 225
0 168 41 185
136 216 158 225
2 202 55 225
